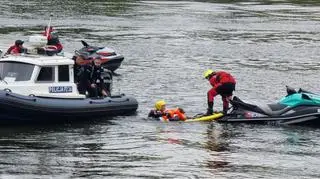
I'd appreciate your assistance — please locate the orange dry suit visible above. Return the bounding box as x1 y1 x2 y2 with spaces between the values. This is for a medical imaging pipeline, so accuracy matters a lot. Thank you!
159 108 187 122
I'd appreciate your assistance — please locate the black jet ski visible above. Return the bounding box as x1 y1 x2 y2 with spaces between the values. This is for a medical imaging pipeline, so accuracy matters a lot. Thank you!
73 40 124 72
218 86 320 127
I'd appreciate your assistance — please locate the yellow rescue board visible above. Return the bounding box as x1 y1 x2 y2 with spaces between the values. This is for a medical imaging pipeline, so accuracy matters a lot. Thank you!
185 113 224 122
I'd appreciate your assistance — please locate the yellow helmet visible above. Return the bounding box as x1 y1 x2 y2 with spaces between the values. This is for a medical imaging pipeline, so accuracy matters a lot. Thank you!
203 69 214 79
155 100 166 110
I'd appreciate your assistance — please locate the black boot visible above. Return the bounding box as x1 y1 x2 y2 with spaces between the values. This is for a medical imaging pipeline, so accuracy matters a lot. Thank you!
223 108 228 114
206 101 214 115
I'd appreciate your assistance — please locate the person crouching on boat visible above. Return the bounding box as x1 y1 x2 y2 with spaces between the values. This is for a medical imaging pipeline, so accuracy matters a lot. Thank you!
88 57 111 97
41 26 63 55
148 100 187 121
5 40 27 55
77 57 111 97
204 69 236 115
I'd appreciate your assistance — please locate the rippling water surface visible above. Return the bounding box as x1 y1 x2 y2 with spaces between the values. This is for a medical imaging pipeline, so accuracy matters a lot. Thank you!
1 0 320 178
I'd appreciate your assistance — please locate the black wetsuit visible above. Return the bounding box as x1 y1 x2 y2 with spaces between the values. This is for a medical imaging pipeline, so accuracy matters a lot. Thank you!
76 64 112 97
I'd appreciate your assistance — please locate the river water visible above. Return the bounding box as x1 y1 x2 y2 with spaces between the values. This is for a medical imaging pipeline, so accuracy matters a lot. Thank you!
0 0 320 178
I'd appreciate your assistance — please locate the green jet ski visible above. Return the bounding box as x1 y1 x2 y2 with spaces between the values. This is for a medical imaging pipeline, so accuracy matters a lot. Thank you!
218 86 320 127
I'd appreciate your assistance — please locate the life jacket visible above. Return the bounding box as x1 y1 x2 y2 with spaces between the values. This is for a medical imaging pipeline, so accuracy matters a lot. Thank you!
7 45 25 54
160 108 186 122
42 28 63 52
47 36 63 52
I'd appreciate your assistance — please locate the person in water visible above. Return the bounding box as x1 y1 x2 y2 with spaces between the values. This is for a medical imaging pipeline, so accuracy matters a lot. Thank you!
5 40 27 55
148 100 187 121
77 57 111 97
203 69 236 115
41 26 63 54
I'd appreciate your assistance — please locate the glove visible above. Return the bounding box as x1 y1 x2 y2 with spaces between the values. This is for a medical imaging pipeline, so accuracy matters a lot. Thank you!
165 112 171 118
177 107 185 113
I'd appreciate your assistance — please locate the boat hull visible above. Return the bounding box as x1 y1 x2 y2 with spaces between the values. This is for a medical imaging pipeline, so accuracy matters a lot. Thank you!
218 110 320 127
0 90 138 123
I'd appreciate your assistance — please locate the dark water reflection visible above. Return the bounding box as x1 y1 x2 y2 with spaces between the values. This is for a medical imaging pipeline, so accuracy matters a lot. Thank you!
1 0 320 178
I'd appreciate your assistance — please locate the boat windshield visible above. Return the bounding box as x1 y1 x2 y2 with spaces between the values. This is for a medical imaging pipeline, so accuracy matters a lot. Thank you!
0 61 35 82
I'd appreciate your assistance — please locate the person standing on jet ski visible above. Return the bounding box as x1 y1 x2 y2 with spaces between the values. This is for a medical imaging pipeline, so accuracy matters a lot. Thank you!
5 40 27 55
148 100 187 121
203 69 236 115
41 26 63 54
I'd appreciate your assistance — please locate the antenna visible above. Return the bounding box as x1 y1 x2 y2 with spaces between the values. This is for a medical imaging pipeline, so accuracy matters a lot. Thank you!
46 13 53 37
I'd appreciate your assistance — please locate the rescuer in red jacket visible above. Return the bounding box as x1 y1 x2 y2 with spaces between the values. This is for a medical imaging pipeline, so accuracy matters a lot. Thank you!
5 40 27 55
203 69 236 115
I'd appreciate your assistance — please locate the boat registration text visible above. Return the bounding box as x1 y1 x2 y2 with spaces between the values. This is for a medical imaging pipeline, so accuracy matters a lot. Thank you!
49 86 73 93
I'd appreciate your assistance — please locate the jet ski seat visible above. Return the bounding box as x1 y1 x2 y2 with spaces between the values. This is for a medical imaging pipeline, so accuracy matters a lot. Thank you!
231 96 265 114
231 96 292 116
257 103 292 116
